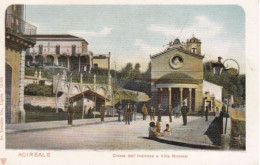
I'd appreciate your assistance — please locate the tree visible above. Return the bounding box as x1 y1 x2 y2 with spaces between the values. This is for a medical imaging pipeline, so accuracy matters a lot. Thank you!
203 62 245 105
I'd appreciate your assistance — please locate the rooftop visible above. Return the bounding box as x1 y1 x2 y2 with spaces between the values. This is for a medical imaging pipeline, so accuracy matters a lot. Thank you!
23 34 88 43
156 72 199 84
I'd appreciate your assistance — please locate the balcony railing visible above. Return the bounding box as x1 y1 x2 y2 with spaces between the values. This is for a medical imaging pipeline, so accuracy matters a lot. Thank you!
5 14 37 41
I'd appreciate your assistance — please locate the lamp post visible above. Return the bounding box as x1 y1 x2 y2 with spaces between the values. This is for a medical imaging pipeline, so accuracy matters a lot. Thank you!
212 58 240 134
212 57 240 149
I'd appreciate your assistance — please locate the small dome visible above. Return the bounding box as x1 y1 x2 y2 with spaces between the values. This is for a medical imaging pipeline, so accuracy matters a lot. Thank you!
173 38 181 45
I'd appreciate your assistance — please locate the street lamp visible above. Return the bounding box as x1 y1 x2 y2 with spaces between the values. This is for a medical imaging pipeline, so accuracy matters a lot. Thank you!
212 57 240 134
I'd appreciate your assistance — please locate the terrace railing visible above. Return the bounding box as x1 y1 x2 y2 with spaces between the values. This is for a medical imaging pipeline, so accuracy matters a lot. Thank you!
5 14 37 42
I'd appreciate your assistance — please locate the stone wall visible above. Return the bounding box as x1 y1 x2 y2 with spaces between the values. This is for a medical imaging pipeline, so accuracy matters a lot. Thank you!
24 95 56 108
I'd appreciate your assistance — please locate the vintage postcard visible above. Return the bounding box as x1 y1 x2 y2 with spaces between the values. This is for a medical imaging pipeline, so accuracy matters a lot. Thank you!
0 0 258 165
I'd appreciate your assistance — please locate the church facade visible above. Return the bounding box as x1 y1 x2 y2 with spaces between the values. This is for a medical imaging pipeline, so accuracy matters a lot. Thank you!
150 35 204 113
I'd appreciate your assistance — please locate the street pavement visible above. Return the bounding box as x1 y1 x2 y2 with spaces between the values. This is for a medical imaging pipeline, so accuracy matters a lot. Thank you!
6 115 223 150
157 116 221 149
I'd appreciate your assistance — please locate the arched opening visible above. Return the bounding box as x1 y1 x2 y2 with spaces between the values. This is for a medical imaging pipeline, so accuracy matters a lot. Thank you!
46 55 54 66
25 55 33 67
69 56 79 71
35 55 44 67
58 55 67 67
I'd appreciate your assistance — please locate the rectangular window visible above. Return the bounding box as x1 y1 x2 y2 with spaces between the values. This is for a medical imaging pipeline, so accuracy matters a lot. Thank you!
39 45 43 55
72 45 76 55
56 45 60 55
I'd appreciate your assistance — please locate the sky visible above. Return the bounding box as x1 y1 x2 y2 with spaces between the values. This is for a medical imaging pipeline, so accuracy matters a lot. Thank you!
24 5 245 73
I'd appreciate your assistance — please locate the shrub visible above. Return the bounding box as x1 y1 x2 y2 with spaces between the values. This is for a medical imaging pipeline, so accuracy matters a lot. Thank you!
24 84 54 97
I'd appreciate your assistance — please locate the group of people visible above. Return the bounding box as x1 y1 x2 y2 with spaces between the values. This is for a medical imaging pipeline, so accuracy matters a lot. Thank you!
116 101 190 126
149 122 172 138
141 101 189 126
116 102 138 125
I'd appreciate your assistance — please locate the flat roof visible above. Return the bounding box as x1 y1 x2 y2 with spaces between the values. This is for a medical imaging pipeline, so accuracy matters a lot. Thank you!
23 34 88 44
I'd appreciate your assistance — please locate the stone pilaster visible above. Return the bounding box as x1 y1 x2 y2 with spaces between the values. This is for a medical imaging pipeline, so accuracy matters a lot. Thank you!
18 50 26 123
180 88 183 106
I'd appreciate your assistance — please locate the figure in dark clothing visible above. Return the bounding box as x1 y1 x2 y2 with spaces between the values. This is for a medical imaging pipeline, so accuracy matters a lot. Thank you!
125 103 132 125
100 104 106 123
181 102 189 125
157 104 163 122
205 106 209 121
68 101 74 125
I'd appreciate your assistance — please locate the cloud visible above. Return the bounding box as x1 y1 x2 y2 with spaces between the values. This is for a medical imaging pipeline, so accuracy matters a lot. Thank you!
147 15 223 40
134 39 163 55
69 27 112 37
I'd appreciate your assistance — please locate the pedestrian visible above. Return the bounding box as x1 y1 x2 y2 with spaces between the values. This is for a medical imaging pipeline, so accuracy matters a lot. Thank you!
150 106 155 121
125 102 132 125
67 100 74 125
117 104 122 122
100 104 106 123
169 106 173 123
181 101 189 125
205 106 209 121
132 103 137 121
142 103 148 120
157 104 163 122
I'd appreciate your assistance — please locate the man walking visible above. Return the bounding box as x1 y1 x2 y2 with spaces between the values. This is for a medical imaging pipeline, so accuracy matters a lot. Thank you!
157 104 163 122
205 106 209 121
150 106 155 121
68 101 74 125
142 103 148 120
181 101 189 125
100 104 106 123
125 102 132 125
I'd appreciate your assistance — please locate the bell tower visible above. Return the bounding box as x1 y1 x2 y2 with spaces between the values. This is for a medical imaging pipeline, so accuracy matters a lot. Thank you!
186 34 201 55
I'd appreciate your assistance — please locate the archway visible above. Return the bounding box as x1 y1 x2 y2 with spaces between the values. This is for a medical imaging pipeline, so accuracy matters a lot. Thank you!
25 55 33 67
46 55 54 66
58 55 67 67
35 55 44 66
